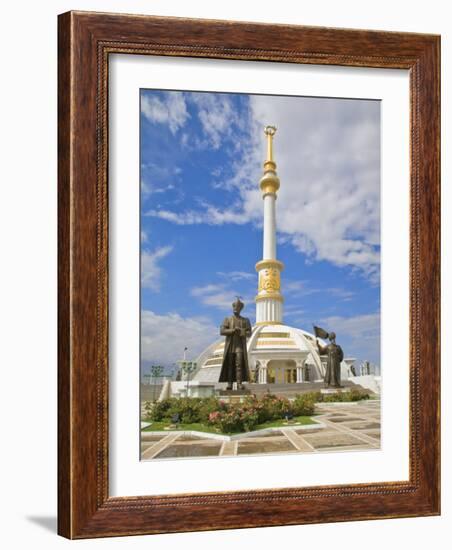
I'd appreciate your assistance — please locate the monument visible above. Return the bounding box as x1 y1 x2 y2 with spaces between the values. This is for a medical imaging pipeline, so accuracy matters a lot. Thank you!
192 126 361 391
219 298 252 390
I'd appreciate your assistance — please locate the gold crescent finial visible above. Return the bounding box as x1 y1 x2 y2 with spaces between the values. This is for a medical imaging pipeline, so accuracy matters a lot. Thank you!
264 125 277 136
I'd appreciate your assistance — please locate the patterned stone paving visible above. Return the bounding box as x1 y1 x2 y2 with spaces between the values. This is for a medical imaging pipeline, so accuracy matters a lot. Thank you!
237 437 297 455
141 399 381 460
156 441 223 459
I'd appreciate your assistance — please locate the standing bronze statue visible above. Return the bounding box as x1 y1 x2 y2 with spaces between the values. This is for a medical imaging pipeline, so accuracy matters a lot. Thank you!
219 298 252 390
314 326 344 388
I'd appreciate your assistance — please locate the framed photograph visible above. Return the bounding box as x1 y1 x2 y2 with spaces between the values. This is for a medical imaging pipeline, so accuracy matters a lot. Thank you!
58 11 440 538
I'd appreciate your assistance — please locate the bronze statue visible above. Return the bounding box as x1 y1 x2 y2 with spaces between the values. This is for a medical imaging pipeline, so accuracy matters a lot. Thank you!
219 298 252 390
314 327 344 388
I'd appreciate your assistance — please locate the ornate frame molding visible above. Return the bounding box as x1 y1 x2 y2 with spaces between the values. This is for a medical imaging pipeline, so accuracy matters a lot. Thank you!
58 11 440 538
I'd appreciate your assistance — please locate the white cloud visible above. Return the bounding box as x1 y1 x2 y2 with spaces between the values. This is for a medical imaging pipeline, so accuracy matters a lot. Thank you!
320 312 380 339
283 305 306 325
285 280 354 301
217 271 255 282
141 92 189 134
141 180 175 196
191 283 225 298
147 95 381 281
141 310 218 367
141 245 173 291
189 93 242 149
285 280 314 296
328 288 355 301
140 163 184 206
141 163 180 197
141 179 151 196
191 283 254 313
146 203 250 226
190 283 236 310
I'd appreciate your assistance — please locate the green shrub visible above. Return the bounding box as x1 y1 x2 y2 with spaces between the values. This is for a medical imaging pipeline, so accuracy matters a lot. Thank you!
143 401 153 420
321 392 346 403
315 388 371 403
242 407 260 431
198 396 222 423
149 399 173 421
242 395 267 423
311 391 323 402
208 403 260 433
210 409 239 433
260 394 292 421
167 397 203 423
292 393 316 416
349 388 371 401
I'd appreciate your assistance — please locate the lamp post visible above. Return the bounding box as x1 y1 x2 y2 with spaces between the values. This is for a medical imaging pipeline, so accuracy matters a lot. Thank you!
180 361 197 397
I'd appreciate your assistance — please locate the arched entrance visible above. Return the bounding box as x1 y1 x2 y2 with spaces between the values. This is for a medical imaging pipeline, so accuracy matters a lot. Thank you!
266 359 297 384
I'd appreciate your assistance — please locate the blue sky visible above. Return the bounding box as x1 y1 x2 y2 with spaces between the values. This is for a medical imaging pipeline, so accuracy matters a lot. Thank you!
140 89 381 375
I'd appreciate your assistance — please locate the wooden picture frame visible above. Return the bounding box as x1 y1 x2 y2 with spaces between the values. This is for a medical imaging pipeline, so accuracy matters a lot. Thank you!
58 11 440 539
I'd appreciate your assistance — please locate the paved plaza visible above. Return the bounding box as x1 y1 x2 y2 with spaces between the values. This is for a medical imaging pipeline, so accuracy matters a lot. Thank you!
141 399 380 460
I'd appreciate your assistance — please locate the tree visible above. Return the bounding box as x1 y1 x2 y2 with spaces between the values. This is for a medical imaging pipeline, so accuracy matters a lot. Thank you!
150 365 164 400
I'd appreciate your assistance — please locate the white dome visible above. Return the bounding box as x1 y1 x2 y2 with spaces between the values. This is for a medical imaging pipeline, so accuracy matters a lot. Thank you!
193 323 326 384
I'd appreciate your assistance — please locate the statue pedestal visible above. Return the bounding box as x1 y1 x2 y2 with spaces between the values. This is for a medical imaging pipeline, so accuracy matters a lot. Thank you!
217 388 252 404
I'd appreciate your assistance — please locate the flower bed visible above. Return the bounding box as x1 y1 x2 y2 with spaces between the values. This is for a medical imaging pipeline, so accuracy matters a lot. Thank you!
144 389 371 434
145 393 318 434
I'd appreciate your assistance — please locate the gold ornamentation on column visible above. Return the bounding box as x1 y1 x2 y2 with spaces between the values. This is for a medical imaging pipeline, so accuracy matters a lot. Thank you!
255 293 284 303
255 259 284 271
259 268 280 292
260 172 280 196
260 126 280 196
264 125 276 160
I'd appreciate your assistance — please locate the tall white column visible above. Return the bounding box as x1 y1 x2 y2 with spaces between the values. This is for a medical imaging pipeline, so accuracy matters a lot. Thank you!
263 193 277 260
255 126 284 325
